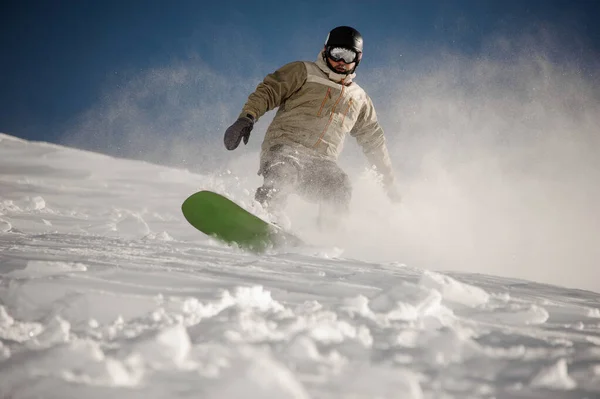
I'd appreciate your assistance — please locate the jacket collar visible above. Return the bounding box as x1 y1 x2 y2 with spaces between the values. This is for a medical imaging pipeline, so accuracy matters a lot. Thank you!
315 50 356 85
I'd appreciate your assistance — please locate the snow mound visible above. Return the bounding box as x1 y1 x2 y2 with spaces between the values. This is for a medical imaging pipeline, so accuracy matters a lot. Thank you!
202 346 311 399
6 260 87 279
367 282 445 321
29 316 71 348
1 196 46 212
471 303 550 325
0 218 11 232
530 358 577 390
0 339 140 394
335 365 423 399
125 324 191 369
419 271 490 308
0 305 43 343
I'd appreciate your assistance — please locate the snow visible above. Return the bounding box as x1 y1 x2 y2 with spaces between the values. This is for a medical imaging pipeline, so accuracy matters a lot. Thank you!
1 132 600 398
530 358 577 390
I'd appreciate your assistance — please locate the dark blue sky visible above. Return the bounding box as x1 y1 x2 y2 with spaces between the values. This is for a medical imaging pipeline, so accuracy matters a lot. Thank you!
2 0 599 146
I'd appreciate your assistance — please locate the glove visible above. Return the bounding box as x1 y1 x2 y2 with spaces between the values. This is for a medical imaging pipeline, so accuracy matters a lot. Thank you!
224 114 254 150
385 183 402 204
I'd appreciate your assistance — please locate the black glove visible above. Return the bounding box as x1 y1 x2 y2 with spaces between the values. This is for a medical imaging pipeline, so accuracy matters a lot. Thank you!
224 114 254 150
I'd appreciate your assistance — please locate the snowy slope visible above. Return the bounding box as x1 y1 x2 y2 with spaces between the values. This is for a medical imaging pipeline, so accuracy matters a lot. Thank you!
1 133 600 399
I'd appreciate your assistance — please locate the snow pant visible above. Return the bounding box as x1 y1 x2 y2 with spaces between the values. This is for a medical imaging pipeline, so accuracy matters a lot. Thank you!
255 144 351 227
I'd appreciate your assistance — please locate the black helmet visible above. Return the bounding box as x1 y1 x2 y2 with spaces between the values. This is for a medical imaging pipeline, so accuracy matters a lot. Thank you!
325 26 363 54
323 26 363 74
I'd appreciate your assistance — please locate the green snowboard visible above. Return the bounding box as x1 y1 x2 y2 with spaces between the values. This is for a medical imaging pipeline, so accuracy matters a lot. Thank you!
181 190 303 253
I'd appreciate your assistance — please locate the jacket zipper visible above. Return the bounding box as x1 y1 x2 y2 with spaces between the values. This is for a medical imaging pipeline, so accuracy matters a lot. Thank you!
317 87 331 117
340 99 353 126
314 83 345 148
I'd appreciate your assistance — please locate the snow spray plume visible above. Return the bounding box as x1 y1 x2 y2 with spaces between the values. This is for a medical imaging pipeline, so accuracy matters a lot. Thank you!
60 59 266 180
331 27 600 291
59 26 600 292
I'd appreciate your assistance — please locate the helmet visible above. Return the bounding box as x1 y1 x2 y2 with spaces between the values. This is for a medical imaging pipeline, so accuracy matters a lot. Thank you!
324 26 363 74
325 26 363 53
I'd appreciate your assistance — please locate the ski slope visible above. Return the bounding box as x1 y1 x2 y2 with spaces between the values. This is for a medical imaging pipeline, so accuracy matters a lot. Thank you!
1 133 599 399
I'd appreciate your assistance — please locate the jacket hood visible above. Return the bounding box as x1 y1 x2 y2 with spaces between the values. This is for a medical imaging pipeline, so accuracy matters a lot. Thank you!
316 50 356 85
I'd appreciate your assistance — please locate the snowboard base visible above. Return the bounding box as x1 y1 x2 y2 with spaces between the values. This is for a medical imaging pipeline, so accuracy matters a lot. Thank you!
181 190 303 253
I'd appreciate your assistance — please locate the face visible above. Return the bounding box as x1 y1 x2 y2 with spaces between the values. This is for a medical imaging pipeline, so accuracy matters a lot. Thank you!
324 46 357 73
327 57 356 73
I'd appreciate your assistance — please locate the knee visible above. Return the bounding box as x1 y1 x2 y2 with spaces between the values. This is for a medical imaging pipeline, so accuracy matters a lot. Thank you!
256 159 299 208
263 161 298 185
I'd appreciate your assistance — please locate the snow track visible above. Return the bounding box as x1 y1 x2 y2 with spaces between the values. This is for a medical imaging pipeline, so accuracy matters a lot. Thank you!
1 133 600 398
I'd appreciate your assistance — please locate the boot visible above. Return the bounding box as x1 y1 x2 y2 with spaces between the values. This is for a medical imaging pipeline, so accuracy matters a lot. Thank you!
255 185 292 231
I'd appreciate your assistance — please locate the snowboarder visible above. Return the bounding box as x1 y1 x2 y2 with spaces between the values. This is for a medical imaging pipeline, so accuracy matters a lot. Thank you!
223 26 400 228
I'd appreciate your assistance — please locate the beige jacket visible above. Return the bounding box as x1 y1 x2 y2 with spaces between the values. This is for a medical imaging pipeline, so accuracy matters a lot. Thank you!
240 51 395 186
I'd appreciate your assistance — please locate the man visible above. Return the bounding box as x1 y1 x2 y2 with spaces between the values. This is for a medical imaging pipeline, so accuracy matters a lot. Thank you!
224 26 400 229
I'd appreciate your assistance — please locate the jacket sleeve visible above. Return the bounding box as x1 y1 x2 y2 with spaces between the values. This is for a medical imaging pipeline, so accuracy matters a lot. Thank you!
239 61 307 121
350 96 395 187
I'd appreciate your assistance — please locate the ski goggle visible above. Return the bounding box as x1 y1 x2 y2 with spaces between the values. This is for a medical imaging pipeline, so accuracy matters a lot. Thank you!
326 46 360 64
